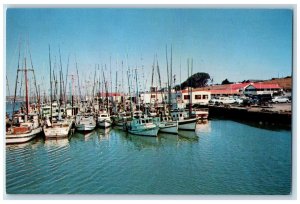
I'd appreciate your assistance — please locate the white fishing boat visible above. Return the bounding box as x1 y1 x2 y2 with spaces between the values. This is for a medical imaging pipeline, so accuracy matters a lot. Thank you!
75 113 96 131
6 113 42 144
127 117 159 137
153 116 178 134
97 112 112 128
6 53 43 144
170 109 197 130
43 117 74 139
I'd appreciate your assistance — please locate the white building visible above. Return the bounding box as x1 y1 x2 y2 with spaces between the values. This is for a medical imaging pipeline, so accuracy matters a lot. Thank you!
181 89 211 105
244 83 281 96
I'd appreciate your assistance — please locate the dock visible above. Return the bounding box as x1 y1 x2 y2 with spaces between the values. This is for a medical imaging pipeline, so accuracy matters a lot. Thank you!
208 103 292 126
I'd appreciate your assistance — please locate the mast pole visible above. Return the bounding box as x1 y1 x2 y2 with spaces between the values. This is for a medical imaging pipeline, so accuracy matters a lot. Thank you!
12 45 21 118
24 58 29 119
49 45 53 123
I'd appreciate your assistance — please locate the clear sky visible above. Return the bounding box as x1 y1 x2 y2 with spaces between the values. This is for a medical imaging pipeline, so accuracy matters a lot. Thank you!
6 8 293 96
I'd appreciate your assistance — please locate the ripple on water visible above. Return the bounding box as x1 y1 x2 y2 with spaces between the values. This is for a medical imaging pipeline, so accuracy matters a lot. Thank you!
6 121 292 194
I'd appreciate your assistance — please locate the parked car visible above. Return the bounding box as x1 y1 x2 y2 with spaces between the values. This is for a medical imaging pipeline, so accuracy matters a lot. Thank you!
272 96 291 103
233 97 244 105
208 97 235 105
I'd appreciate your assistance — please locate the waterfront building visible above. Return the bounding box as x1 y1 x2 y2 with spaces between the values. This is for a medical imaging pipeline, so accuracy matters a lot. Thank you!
181 89 211 105
244 83 282 96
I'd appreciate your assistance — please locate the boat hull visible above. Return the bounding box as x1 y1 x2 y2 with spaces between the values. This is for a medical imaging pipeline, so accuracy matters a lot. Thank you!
44 122 73 139
128 126 159 137
75 124 96 132
6 127 42 144
178 118 197 130
158 122 178 134
97 120 112 128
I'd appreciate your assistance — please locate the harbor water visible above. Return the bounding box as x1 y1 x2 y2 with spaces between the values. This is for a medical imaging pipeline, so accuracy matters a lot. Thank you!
6 119 291 195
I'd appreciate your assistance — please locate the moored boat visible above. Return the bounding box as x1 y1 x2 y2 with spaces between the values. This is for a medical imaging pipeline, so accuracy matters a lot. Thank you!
126 117 159 137
75 113 96 132
112 111 131 129
97 112 112 128
153 116 178 134
43 116 74 139
6 113 42 144
170 109 197 130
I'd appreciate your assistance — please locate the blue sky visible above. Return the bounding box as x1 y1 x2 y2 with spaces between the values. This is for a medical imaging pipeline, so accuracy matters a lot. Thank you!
6 8 293 96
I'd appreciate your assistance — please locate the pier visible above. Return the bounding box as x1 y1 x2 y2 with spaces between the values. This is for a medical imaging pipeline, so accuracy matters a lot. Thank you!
208 103 292 126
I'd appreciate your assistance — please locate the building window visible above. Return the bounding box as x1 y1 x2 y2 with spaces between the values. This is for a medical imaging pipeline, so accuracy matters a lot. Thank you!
151 95 156 98
203 95 208 99
184 95 190 100
195 95 202 99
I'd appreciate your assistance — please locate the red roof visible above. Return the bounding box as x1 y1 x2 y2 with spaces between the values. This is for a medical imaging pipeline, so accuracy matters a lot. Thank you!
229 83 251 90
248 83 281 89
209 89 240 94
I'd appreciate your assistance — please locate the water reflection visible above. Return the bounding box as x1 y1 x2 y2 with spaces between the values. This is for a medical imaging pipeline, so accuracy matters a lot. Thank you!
6 136 43 150
82 130 97 141
196 120 211 134
178 129 198 140
126 133 162 151
96 128 111 141
44 138 70 148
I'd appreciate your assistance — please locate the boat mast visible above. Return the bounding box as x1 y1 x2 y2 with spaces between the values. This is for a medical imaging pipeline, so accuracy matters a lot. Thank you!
170 45 173 112
49 45 53 123
59 48 63 119
166 45 171 113
191 58 193 115
6 75 11 99
28 43 40 115
126 54 133 117
24 58 29 119
75 57 82 101
102 65 109 112
12 42 21 117
110 56 113 111
180 57 181 91
121 61 125 111
135 67 139 111
115 69 118 113
64 54 70 110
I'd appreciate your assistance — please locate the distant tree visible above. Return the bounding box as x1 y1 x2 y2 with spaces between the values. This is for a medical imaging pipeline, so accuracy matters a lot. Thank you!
221 78 232 85
180 72 210 89
241 80 250 83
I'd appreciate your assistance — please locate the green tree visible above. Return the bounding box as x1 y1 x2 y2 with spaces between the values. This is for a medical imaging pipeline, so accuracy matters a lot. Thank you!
221 78 232 85
180 72 210 89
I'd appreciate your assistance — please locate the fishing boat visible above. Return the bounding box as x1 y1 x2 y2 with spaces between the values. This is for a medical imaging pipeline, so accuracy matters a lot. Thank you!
6 48 43 144
43 117 74 139
153 116 178 134
97 111 112 128
112 111 130 128
75 112 96 132
126 117 159 137
43 45 75 139
170 109 197 130
6 113 43 144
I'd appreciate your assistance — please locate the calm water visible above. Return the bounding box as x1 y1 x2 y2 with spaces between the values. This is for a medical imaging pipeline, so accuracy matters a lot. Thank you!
6 119 291 195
